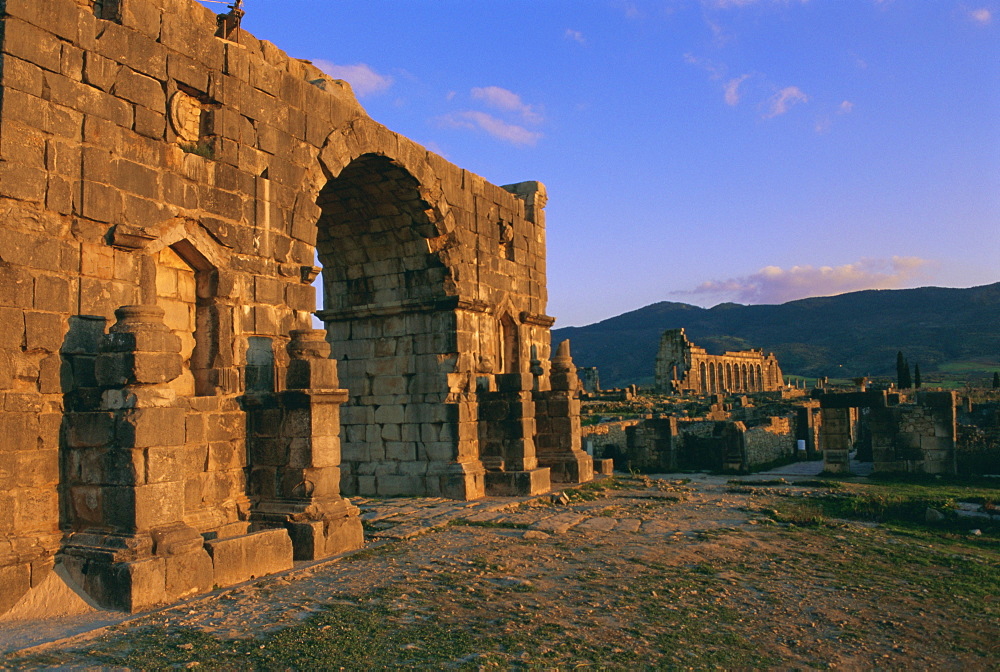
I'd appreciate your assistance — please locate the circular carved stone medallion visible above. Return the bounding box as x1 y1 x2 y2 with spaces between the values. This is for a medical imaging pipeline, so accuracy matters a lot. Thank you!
169 91 202 144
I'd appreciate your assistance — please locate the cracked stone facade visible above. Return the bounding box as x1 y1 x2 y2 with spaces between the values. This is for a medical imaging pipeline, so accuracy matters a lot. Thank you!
0 0 589 617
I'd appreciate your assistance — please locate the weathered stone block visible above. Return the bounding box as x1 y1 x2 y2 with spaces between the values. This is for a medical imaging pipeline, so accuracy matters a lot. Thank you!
205 529 293 588
24 311 65 352
484 467 551 497
0 561 31 615
115 408 185 448
164 548 214 601
63 554 166 613
2 17 63 74
285 515 363 561
83 51 121 92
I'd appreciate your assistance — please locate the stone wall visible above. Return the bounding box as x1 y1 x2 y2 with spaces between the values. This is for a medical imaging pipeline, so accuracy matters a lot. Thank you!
624 417 679 472
743 417 795 470
0 0 588 617
623 415 798 473
581 419 637 460
819 391 957 475
869 392 958 474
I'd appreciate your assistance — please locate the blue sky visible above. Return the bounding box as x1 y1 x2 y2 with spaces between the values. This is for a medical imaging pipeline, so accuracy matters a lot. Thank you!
201 0 999 327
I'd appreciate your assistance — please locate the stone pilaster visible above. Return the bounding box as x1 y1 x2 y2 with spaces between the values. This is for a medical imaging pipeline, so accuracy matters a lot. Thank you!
249 330 363 560
479 372 552 496
534 340 594 484
820 407 853 474
61 306 215 612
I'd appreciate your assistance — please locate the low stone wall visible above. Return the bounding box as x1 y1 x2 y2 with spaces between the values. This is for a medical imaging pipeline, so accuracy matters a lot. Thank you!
581 420 637 459
743 417 795 470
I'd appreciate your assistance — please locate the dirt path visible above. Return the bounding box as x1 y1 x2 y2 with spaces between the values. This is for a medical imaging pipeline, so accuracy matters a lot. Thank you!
3 474 998 669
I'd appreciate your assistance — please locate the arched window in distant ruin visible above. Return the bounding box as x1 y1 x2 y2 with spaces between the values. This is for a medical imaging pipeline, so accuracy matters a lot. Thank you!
742 364 749 392
725 363 733 392
708 362 717 394
699 361 708 395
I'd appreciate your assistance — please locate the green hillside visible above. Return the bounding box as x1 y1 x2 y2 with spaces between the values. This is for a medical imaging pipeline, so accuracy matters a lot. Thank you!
552 283 1000 388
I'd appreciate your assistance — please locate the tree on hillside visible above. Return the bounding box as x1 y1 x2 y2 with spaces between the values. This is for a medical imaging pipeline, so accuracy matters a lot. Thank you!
914 364 921 389
896 351 912 389
993 371 999 389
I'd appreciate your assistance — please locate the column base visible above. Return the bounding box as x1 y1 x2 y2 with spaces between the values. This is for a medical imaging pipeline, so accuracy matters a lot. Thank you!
594 458 615 475
823 449 851 473
61 526 213 612
485 467 551 496
539 452 594 484
436 461 487 500
253 498 364 561
61 525 294 612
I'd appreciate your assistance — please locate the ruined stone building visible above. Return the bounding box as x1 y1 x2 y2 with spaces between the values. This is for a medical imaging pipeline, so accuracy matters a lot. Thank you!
655 328 784 395
0 0 590 616
819 390 958 475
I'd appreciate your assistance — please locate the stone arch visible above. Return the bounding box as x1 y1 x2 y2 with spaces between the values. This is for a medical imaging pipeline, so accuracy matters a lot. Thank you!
699 361 708 395
312 119 456 242
314 153 453 315
724 362 732 392
312 149 464 497
741 364 749 392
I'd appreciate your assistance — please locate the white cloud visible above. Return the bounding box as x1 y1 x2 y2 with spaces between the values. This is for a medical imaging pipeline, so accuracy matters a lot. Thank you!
437 111 542 146
564 28 586 44
470 86 543 124
765 85 808 118
679 257 934 305
724 75 750 105
838 100 854 114
311 60 393 97
969 8 992 24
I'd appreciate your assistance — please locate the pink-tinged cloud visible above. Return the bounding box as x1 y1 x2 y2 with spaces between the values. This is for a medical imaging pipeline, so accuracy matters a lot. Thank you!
437 111 542 146
311 60 393 97
683 52 726 80
679 257 934 305
838 100 854 114
724 75 750 105
565 28 586 44
471 86 543 124
969 8 992 24
765 85 808 118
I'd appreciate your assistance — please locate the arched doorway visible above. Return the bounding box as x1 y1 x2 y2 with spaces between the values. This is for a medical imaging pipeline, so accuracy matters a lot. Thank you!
313 153 458 496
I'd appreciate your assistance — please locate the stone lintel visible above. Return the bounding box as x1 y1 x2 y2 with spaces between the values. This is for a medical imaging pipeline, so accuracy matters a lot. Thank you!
110 224 157 250
818 390 888 409
279 388 349 407
520 311 556 328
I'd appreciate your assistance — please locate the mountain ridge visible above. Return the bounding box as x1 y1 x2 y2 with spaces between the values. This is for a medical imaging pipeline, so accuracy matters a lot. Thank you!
552 283 1000 388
